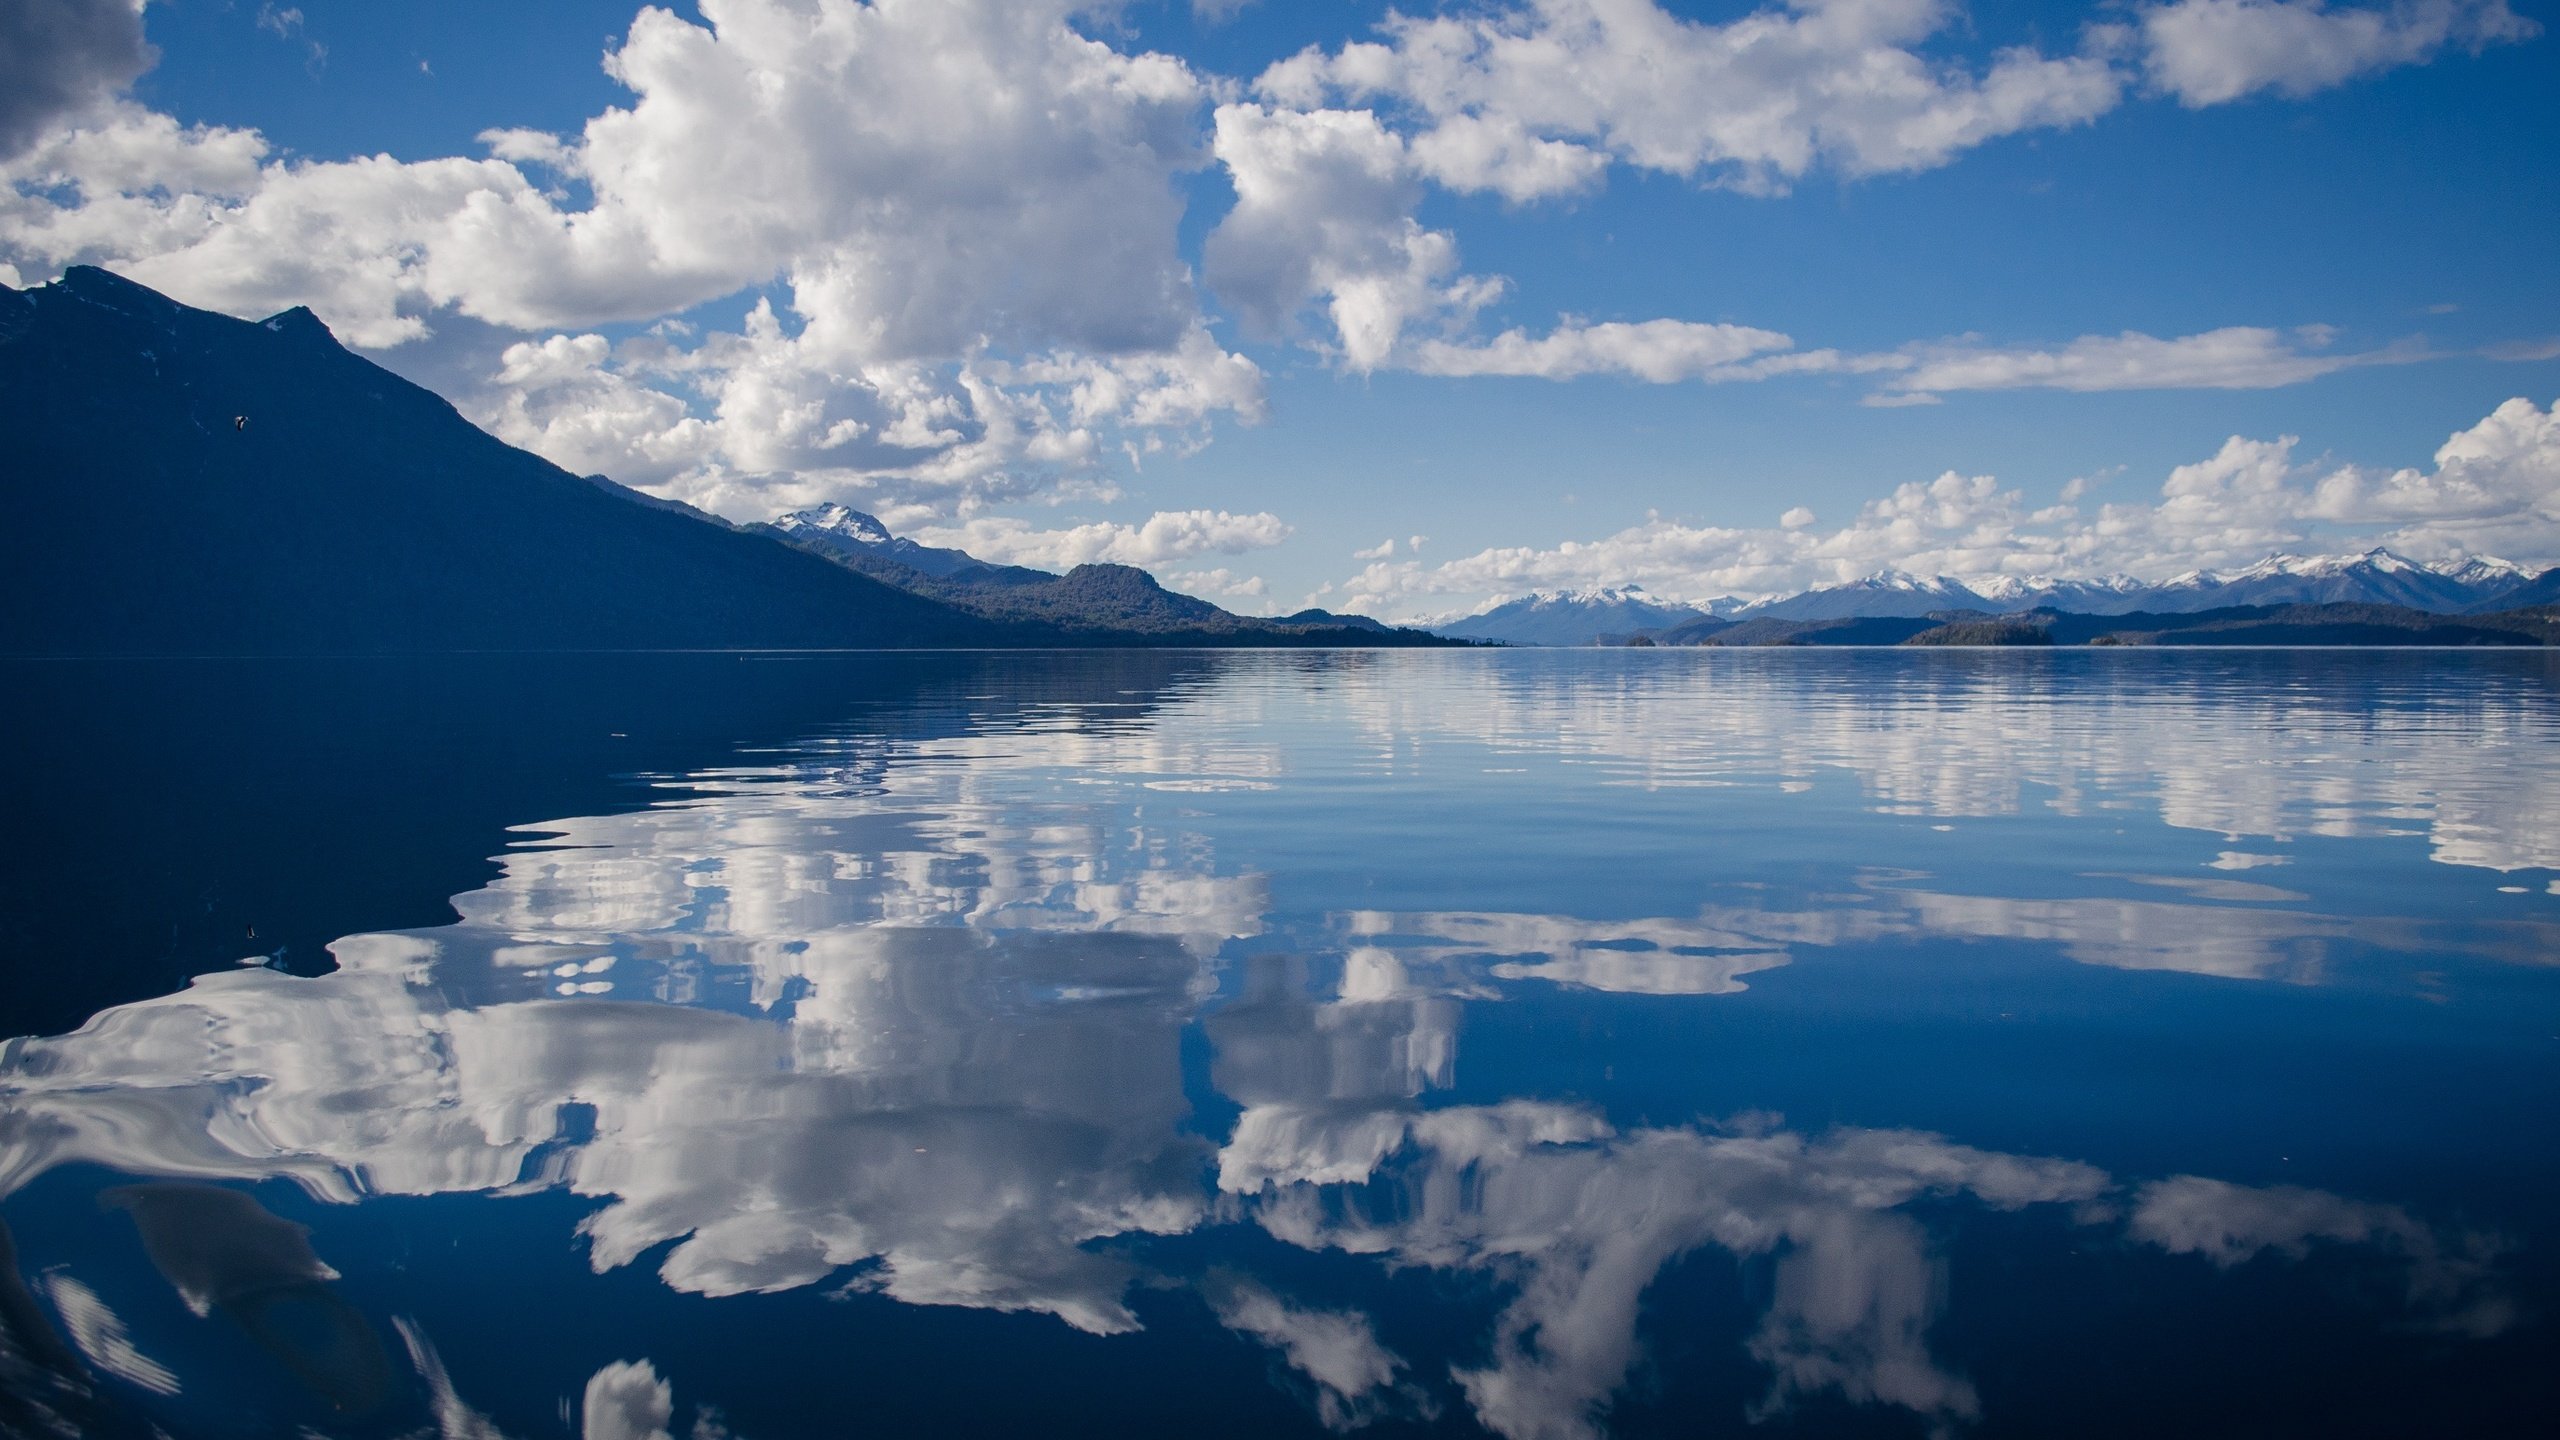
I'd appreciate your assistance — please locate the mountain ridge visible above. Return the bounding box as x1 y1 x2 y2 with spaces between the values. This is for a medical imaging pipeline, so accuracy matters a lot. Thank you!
0 267 1445 655
1451 549 2555 642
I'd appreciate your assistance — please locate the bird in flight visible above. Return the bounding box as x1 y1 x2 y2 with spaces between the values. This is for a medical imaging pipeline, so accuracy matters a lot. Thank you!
234 415 247 431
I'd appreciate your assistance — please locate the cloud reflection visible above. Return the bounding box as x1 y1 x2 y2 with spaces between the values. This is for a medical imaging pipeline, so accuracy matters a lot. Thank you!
1312 653 2560 876
1 651 2545 1435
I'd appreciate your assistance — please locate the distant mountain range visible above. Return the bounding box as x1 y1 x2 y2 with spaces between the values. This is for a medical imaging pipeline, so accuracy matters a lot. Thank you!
1433 586 1743 646
1614 602 2560 648
0 267 1440 654
1436 551 2555 644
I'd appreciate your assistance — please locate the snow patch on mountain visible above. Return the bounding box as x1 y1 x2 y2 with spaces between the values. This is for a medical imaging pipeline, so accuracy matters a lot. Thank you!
765 504 994 578
1434 585 1734 646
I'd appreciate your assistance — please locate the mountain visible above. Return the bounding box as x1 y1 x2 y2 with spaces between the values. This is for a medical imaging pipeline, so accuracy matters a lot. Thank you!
0 267 1443 654
0 267 1026 654
1689 551 2546 628
1966 574 2156 614
1739 572 1990 621
2136 550 2505 613
762 504 1034 582
2441 556 2538 591
1650 613 1738 645
1280 607 1391 632
1434 586 1734 646
2474 567 2560 610
757 504 1432 643
1650 603 2559 647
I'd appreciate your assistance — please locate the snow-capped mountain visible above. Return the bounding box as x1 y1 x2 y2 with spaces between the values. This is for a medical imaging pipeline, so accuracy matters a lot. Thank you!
1965 574 2154 613
2484 567 2560 610
765 503 992 578
1720 550 2546 622
1434 586 1735 646
1740 571 1990 621
2441 556 2536 590
2128 549 2526 613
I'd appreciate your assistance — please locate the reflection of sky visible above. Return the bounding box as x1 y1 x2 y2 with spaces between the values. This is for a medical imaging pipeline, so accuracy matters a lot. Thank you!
3 651 2554 1437
1311 652 2560 874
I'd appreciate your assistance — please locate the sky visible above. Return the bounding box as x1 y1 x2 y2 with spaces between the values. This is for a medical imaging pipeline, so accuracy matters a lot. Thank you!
3 0 2557 620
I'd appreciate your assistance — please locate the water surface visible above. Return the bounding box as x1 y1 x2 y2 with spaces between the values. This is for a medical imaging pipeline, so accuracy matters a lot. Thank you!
3 649 2555 1438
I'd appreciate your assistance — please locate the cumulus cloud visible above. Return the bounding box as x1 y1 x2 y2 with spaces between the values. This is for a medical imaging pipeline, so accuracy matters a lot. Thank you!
0 0 150 161
2 0 1264 518
1166 567 1272 607
1256 0 2127 197
582 1359 675 1440
913 509 1294 571
1203 103 1500 371
1332 396 2560 617
5 0 1207 350
2138 0 2539 107
482 333 719 487
1 0 2538 522
473 309 1265 519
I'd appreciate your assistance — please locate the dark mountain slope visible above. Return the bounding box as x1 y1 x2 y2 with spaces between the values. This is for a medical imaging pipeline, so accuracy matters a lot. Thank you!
0 268 1024 654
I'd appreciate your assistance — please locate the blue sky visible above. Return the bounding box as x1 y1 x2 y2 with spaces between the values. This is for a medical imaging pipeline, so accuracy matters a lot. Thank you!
5 0 2556 617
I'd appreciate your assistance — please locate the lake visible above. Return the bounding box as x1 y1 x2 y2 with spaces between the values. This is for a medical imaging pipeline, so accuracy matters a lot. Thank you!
2 649 2555 1439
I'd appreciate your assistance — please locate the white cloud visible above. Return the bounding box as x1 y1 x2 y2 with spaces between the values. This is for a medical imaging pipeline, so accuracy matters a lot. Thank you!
471 308 1266 521
1333 396 2560 616
914 509 1294 571
2139 0 2539 107
0 0 150 160
1388 321 2437 398
1204 102 1502 371
2 0 1262 517
1259 0 2127 197
1409 318 1796 382
1352 539 1397 560
255 4 327 72
1166 567 1272 606
582 1359 674 1440
1884 324 2419 397
482 333 719 486
1405 112 1609 202
2297 395 2560 558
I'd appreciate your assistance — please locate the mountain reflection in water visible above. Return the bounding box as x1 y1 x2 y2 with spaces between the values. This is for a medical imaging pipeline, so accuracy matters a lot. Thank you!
2 649 2555 1439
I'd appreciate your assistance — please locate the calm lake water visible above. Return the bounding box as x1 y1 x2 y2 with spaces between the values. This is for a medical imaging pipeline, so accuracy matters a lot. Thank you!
3 649 2556 1439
